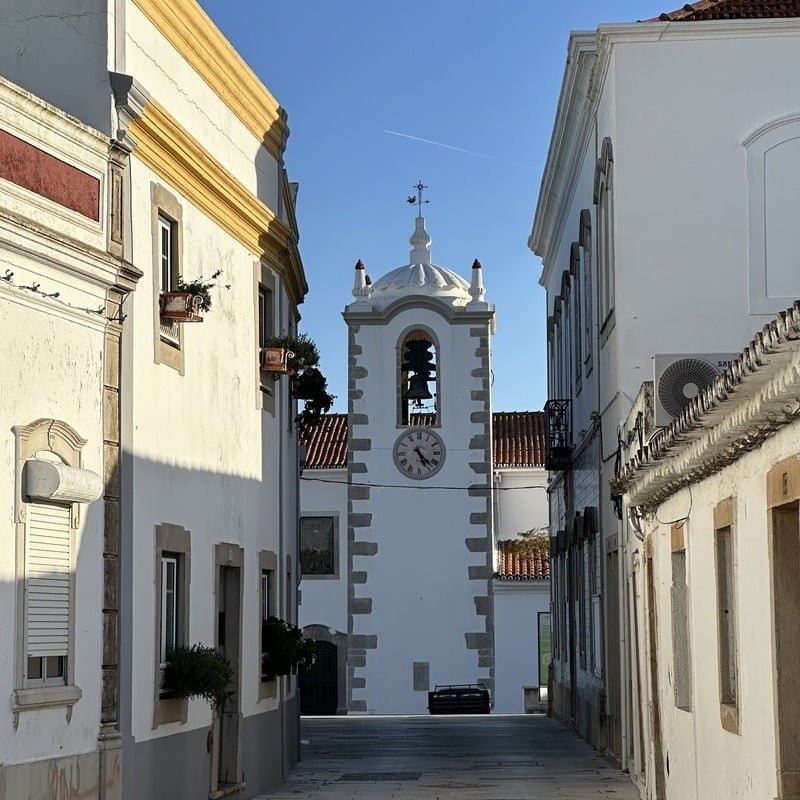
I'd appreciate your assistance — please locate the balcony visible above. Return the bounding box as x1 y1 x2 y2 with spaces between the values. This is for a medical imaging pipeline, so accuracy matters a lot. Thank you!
544 398 572 471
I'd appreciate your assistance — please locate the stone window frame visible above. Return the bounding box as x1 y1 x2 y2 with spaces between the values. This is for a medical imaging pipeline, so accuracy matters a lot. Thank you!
670 523 693 712
151 182 185 374
11 419 87 725
152 523 191 728
713 497 740 735
258 549 278 700
254 261 277 414
593 137 615 341
570 243 582 393
396 324 441 427
299 513 340 580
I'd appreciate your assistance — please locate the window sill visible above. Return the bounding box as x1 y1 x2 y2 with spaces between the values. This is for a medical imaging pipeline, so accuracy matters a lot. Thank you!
720 702 740 734
13 684 82 713
258 678 277 701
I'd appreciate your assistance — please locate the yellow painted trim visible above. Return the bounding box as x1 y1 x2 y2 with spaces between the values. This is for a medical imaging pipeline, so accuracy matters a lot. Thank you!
130 100 307 305
131 0 288 159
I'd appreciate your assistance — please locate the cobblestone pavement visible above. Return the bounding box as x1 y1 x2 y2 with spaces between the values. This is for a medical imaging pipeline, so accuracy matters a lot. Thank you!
256 714 641 799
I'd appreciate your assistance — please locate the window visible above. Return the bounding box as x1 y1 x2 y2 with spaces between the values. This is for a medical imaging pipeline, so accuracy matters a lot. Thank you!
258 285 273 350
570 243 582 389
259 550 278 690
24 501 71 688
158 213 176 293
151 183 184 372
714 498 739 733
255 264 278 412
153 523 190 725
399 330 438 425
300 516 338 577
594 138 615 331
579 210 593 374
160 553 179 684
671 525 692 711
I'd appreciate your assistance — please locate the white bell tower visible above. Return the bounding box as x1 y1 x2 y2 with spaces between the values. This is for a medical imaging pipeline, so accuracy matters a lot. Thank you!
342 192 496 713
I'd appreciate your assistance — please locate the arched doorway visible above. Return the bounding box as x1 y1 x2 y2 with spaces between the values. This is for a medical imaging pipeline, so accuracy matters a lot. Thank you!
300 641 338 715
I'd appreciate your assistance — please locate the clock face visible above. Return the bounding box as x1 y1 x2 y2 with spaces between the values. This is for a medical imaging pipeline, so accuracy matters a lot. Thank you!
393 428 446 480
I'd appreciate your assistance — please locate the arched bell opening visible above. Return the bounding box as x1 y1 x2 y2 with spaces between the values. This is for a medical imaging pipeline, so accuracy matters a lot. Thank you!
398 329 438 426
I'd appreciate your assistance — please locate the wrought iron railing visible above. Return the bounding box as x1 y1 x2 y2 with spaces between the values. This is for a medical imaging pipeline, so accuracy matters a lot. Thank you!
544 398 572 471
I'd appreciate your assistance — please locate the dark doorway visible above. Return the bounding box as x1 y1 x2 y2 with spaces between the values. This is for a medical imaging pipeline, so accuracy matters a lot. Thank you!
300 641 338 715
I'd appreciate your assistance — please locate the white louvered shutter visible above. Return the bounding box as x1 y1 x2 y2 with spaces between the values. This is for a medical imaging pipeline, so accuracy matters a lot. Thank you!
25 502 71 658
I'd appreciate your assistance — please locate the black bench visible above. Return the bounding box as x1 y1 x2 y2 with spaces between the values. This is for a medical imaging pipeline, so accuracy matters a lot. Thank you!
427 684 490 714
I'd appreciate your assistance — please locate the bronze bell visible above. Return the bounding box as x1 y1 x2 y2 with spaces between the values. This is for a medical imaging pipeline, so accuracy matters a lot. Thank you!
406 373 433 404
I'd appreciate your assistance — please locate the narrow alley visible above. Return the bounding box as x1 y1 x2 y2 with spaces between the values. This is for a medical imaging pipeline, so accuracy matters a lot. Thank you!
258 715 639 799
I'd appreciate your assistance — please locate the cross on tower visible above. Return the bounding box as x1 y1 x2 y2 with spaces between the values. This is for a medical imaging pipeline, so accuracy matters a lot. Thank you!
406 181 429 218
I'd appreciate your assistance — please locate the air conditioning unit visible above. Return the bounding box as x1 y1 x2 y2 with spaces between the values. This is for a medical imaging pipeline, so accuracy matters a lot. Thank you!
653 354 736 427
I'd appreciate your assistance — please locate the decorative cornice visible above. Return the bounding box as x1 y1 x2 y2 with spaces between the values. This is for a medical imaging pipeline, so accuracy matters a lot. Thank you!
129 99 307 306
130 0 288 159
615 302 800 511
109 71 150 151
529 33 598 281
343 295 494 325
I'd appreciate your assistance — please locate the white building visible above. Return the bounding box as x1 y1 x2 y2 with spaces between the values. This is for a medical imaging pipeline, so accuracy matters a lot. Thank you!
529 0 800 766
0 74 134 800
0 1 308 797
298 217 549 715
614 302 800 800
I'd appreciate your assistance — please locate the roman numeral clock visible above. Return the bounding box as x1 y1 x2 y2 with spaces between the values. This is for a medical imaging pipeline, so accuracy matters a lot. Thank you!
393 427 446 479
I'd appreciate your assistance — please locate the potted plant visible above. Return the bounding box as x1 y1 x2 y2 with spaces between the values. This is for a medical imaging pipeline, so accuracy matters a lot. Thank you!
261 334 336 437
160 269 223 322
261 333 318 375
261 616 317 680
162 643 234 709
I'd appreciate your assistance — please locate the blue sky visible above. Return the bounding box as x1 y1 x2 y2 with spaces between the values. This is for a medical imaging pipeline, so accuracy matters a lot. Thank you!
198 0 659 412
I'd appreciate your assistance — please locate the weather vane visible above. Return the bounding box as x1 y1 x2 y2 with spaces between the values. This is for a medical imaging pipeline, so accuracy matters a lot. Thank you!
406 181 429 218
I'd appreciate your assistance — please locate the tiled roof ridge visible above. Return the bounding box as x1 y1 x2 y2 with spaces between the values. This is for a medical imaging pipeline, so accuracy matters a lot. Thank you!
495 538 550 580
613 301 800 508
649 0 800 21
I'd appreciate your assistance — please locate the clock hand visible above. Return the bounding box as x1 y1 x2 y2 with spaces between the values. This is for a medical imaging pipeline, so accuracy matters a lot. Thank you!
414 446 430 466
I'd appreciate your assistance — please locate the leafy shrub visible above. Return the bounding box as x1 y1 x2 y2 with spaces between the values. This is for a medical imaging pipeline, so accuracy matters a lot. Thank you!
261 616 317 680
163 643 233 708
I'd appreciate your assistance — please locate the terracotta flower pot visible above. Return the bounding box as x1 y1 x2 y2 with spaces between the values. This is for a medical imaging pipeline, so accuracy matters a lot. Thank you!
160 291 204 322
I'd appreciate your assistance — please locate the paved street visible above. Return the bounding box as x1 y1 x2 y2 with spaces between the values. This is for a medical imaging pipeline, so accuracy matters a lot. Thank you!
258 715 640 799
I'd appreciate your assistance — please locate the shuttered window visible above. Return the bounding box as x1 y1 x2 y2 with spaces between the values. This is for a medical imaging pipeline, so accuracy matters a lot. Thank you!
25 502 71 685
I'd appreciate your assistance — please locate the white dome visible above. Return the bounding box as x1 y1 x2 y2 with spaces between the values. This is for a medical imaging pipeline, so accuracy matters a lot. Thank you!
370 262 471 299
368 216 471 306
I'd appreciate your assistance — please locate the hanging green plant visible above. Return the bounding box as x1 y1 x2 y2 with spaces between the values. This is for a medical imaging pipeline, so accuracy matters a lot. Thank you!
163 643 234 708
176 269 223 313
261 616 317 680
262 334 336 439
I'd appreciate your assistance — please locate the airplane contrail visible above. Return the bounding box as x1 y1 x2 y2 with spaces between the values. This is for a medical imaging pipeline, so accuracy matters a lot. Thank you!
384 129 534 170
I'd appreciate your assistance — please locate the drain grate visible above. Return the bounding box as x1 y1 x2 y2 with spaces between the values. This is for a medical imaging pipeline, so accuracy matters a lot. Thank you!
338 772 422 782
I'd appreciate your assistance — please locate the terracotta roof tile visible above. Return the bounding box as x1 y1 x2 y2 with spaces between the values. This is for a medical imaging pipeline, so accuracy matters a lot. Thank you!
651 0 800 21
495 539 550 581
302 413 348 470
302 411 546 470
493 411 546 468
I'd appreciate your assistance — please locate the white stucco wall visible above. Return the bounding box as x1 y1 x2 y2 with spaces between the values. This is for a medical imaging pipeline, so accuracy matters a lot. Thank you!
493 582 550 713
298 468 349 638
494 467 548 539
